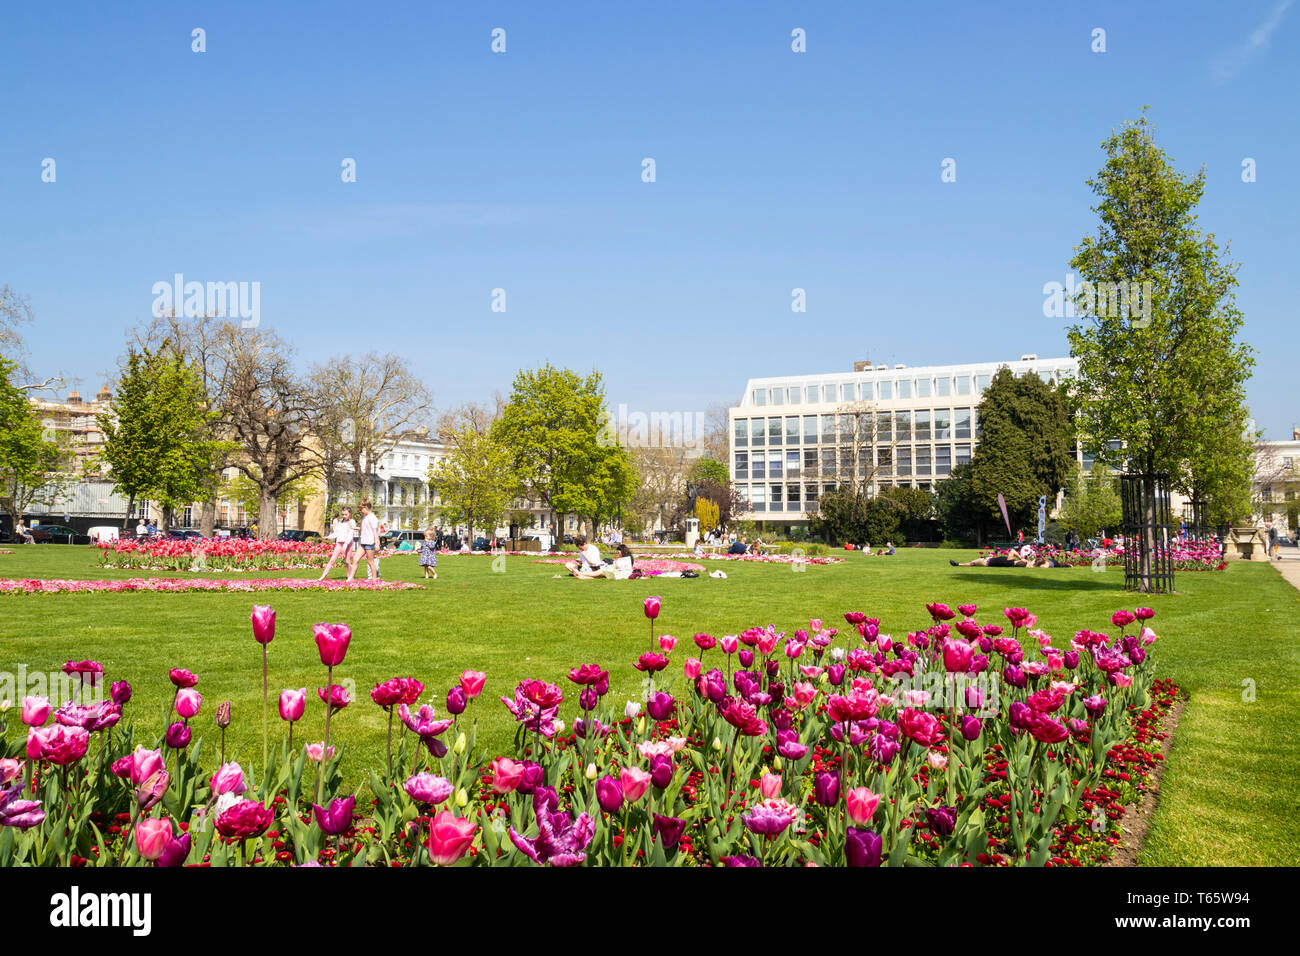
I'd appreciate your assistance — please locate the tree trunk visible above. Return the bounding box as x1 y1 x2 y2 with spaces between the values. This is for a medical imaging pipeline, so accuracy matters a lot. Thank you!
162 505 175 533
199 500 217 538
259 487 279 540
123 495 135 531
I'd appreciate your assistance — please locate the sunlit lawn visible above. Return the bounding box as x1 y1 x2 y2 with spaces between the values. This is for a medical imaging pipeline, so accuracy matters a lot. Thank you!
1 543 1296 865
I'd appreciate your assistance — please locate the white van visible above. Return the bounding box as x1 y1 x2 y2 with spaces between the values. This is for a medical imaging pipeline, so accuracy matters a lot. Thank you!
87 526 120 544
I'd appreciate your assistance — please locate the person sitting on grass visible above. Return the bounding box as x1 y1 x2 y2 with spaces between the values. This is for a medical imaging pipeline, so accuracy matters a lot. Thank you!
728 536 748 555
611 543 635 580
951 549 1063 569
566 535 606 578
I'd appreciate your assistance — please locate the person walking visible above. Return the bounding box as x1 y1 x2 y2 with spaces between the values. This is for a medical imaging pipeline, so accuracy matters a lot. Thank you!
319 508 358 581
358 501 382 580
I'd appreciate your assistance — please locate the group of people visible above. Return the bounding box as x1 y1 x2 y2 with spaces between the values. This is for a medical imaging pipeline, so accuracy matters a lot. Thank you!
951 544 1065 569
565 535 637 580
318 502 387 582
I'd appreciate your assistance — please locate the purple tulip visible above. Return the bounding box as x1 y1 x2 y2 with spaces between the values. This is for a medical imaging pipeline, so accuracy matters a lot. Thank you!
646 692 674 721
164 721 191 748
738 649 755 668
157 832 191 867
846 827 882 867
960 715 982 741
925 805 957 837
1003 665 1027 689
814 771 840 807
445 686 467 716
596 775 623 814
649 755 673 790
517 761 544 795
579 687 598 712
722 854 762 867
313 795 356 836
0 784 45 829
110 681 132 705
1063 651 1080 670
653 814 687 851
868 734 899 765
827 664 846 686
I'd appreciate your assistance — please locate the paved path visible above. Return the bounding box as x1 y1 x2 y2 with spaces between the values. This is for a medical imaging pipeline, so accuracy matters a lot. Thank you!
1270 546 1300 591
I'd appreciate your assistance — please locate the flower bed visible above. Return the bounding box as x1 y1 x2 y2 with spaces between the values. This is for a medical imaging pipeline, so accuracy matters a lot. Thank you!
0 577 423 596
98 538 334 572
0 597 1170 867
983 541 1227 572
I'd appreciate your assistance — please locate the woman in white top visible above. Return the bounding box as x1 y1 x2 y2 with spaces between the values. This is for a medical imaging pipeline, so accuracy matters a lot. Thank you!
611 543 635 580
319 508 358 581
567 534 606 579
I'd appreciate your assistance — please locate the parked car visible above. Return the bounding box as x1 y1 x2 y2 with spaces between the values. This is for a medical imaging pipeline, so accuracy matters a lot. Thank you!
87 526 120 544
472 537 490 551
29 525 91 544
0 528 12 544
382 530 423 549
166 529 204 540
278 530 309 543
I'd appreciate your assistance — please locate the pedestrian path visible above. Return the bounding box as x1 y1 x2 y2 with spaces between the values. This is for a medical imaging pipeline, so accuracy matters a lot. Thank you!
1271 546 1300 591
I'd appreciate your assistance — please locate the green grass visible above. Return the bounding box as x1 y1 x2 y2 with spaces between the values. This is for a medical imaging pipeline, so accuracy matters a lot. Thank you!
1 544 1297 865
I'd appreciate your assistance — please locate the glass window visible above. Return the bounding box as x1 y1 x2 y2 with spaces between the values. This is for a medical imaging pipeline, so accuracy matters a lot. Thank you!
877 411 892 441
895 411 911 440
806 386 818 403
936 377 951 397
803 415 817 444
821 414 836 442
916 378 931 398
842 383 856 402
915 410 931 441
897 379 912 400
823 483 837 497
768 417 782 445
752 484 767 512
840 449 854 474
955 444 972 466
752 454 766 478
896 447 912 476
734 419 748 448
936 445 952 476
752 389 767 406
785 417 799 444
956 376 972 395
955 408 972 440
734 452 748 479
786 450 800 477
769 484 782 511
771 387 784 406
738 484 750 508
787 387 800 405
878 380 893 400
934 408 951 439
805 483 819 507
1039 370 1053 384
839 414 855 443
861 381 874 400
878 446 893 473
787 484 801 509
915 445 931 476
823 384 836 403
821 449 836 476
751 419 764 447
804 448 816 473
769 451 782 477
974 409 983 439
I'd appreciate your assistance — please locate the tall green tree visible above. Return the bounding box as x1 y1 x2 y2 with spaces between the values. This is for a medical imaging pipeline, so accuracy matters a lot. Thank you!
1058 463 1123 541
492 366 632 536
966 367 1075 534
1068 112 1255 588
99 345 229 530
0 357 72 525
935 463 989 544
429 426 515 543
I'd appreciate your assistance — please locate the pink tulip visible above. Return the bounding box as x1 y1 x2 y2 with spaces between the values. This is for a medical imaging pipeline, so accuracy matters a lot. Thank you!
279 688 306 722
313 623 352 667
459 670 486 698
304 742 335 761
720 635 739 654
759 772 782 799
28 725 90 765
135 769 169 812
127 746 164 786
0 758 22 785
658 634 678 653
426 811 476 866
491 757 526 793
683 658 702 680
21 696 50 727
210 762 247 796
250 605 276 645
846 787 881 825
619 767 651 803
135 818 173 861
643 596 661 620
174 688 202 720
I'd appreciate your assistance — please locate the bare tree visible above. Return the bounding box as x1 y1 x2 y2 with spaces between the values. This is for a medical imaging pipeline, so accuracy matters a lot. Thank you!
824 401 899 498
1 284 64 393
312 353 433 505
630 438 692 533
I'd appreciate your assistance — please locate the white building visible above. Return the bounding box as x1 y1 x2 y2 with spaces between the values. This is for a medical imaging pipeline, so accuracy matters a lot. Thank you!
728 355 1081 527
1254 433 1300 535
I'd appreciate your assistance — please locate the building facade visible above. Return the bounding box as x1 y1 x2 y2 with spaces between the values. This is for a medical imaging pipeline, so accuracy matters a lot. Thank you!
728 355 1080 526
1253 433 1300 536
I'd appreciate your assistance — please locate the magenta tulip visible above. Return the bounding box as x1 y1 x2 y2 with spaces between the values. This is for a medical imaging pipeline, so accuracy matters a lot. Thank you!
279 688 306 722
313 623 352 666
135 818 172 861
250 605 276 645
426 811 476 865
174 688 202 720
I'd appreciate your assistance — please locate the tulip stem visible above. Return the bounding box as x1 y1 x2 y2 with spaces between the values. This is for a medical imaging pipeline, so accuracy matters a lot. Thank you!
386 708 394 776
262 644 269 775
317 664 333 806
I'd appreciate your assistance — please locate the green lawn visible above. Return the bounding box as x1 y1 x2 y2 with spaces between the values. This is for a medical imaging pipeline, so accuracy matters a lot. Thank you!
2 544 1297 865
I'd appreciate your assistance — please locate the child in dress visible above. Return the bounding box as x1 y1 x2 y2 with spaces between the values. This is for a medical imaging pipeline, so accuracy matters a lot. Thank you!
418 527 439 580
319 508 358 581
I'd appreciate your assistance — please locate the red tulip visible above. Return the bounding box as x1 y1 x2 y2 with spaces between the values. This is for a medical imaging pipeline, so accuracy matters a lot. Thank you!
169 668 199 688
459 671 486 698
426 811 476 866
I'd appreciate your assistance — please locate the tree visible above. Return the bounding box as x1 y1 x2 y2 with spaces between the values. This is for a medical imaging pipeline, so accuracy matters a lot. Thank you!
695 497 720 532
0 285 63 393
813 489 900 546
967 367 1075 534
1068 112 1256 589
630 443 691 533
220 470 318 530
98 345 229 530
824 401 898 495
689 457 730 487
879 485 935 542
1058 463 1123 541
312 353 433 504
492 366 627 536
1182 416 1255 532
216 325 325 538
0 357 73 525
429 426 515 544
936 463 989 544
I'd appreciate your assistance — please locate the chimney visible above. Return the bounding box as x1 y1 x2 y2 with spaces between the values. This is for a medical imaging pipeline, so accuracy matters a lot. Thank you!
853 360 872 372
97 386 112 402
67 390 82 404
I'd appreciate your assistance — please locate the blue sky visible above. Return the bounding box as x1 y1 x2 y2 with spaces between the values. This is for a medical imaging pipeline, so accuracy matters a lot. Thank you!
2 0 1296 437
